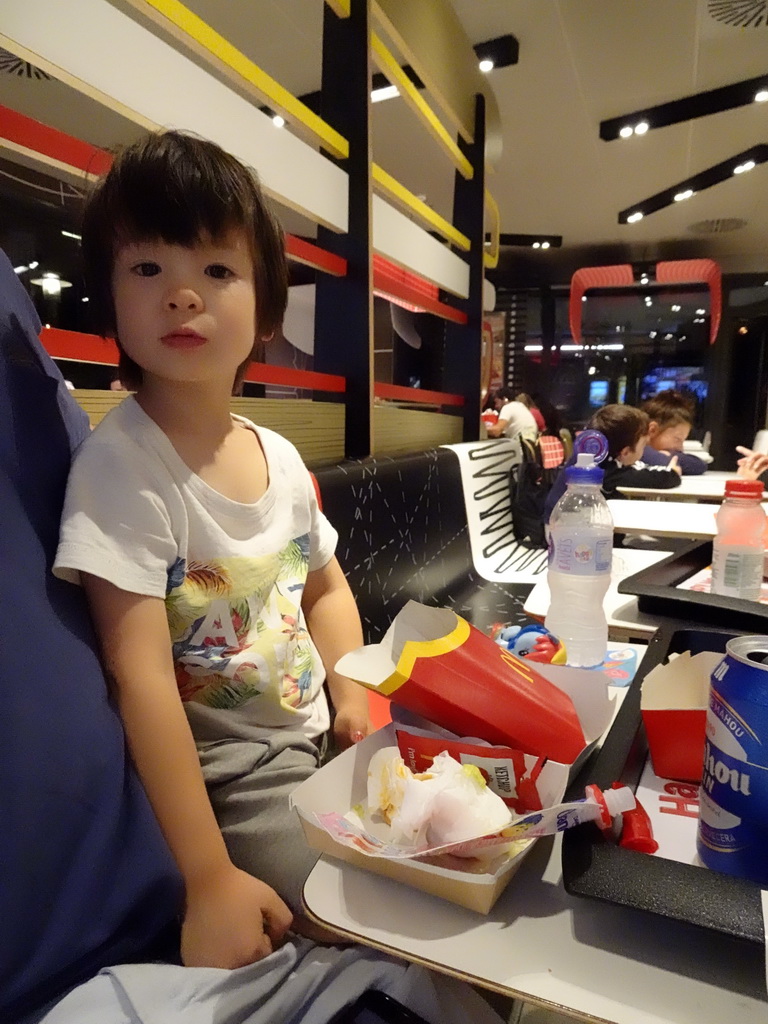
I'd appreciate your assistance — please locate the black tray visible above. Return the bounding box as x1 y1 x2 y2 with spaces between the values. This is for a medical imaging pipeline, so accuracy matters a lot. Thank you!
618 539 768 632
562 625 765 946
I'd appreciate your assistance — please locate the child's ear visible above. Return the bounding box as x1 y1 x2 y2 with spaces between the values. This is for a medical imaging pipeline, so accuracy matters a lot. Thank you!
647 420 659 438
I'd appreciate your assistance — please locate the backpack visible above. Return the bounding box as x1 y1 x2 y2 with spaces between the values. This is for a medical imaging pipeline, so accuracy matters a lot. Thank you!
509 435 564 549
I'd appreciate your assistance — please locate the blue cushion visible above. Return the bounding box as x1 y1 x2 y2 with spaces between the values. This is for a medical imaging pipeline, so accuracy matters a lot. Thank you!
0 250 182 1020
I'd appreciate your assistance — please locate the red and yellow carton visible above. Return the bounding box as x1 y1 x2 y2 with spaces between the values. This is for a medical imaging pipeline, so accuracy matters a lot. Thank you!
641 650 723 782
337 601 614 765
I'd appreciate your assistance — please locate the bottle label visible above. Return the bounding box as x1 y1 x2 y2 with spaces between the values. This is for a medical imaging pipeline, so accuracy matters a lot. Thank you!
548 531 612 575
711 545 763 599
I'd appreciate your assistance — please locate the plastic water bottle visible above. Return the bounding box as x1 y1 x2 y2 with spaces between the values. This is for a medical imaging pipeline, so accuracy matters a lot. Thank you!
711 479 765 601
545 433 613 668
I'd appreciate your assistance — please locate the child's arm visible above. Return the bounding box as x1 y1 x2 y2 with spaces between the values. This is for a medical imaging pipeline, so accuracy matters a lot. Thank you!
302 556 371 750
81 573 292 969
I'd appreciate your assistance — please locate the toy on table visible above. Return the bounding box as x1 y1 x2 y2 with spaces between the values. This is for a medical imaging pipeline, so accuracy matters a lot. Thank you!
491 623 567 665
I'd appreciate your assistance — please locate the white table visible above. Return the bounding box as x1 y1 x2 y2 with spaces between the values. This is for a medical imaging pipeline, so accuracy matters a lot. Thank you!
302 655 768 1023
607 499 720 538
617 471 763 502
304 835 766 1024
523 548 677 642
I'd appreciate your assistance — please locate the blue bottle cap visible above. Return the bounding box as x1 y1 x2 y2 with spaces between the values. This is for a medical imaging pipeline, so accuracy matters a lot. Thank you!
573 429 609 464
565 452 604 485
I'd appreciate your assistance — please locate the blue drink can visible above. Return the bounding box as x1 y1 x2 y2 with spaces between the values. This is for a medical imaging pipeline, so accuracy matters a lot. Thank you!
697 635 768 885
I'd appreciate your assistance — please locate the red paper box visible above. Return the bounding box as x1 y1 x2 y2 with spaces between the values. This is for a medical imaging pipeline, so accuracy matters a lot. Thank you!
640 650 722 782
336 601 613 766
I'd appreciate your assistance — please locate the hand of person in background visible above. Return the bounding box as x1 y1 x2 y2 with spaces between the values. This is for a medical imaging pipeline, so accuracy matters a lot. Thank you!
668 455 682 476
736 446 768 481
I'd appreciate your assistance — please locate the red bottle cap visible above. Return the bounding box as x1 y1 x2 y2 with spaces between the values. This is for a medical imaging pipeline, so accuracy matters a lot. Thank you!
724 479 764 499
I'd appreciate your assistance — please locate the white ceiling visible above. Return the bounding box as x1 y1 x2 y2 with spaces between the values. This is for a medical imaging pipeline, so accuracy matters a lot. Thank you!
2 0 768 280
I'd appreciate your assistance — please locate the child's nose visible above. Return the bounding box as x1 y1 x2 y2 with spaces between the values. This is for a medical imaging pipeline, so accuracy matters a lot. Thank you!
165 286 202 311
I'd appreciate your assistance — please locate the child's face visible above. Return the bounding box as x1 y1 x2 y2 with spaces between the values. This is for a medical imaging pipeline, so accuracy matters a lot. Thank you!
111 229 257 387
648 420 690 453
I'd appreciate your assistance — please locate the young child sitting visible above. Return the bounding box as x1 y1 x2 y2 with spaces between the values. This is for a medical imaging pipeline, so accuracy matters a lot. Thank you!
544 403 681 522
53 130 371 970
640 391 707 475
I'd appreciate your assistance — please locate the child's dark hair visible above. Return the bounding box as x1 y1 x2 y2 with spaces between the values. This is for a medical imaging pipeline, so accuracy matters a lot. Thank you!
588 404 649 458
641 391 695 429
81 130 288 390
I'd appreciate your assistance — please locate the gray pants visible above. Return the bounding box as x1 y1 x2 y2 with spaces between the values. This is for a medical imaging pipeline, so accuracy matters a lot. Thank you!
199 730 321 913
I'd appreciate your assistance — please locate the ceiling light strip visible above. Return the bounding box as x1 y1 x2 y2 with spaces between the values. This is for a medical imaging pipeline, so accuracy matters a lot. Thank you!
370 30 473 179
600 72 768 140
372 162 471 251
618 144 768 222
483 189 499 269
136 0 349 160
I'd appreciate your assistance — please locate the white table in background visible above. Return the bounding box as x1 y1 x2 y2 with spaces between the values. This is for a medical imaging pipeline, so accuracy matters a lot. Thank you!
607 499 722 538
617 471 764 502
523 548 676 642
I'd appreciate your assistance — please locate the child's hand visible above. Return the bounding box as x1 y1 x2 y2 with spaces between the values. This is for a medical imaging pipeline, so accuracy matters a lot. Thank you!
333 703 372 751
181 864 292 969
736 446 768 480
668 455 682 476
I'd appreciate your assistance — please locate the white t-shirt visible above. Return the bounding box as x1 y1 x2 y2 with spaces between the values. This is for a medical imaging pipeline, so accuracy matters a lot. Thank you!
54 397 337 740
497 401 538 439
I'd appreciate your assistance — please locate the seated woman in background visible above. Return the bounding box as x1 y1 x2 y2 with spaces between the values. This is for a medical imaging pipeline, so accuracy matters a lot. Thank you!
514 392 546 432
641 390 768 480
640 391 707 475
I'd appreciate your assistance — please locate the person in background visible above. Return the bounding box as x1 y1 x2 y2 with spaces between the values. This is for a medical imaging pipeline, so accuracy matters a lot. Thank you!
53 130 371 970
486 386 538 440
642 390 768 480
640 391 707 475
515 391 546 432
531 393 563 436
544 404 680 522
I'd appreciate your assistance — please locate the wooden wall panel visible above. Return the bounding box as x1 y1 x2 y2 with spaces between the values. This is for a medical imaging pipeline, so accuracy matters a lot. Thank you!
373 405 462 455
72 392 345 467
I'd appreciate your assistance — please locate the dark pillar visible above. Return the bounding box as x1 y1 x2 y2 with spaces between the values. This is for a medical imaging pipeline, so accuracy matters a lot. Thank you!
443 93 486 441
314 0 373 459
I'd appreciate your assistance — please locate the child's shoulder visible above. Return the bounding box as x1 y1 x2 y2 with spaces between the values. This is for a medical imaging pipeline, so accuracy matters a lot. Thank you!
234 416 305 464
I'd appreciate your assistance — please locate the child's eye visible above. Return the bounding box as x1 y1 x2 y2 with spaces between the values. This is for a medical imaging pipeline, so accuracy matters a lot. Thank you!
206 264 234 280
132 262 161 277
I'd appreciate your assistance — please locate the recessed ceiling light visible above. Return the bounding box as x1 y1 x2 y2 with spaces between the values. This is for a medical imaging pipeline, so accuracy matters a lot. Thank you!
649 331 657 339
634 121 649 135
371 84 399 103
581 296 587 302
665 333 674 340
671 304 681 311
272 114 285 128
82 296 89 302
734 160 756 174
541 241 550 249
479 58 494 73
696 308 706 315
674 189 694 202
61 229 81 240
755 90 768 103
640 274 649 284
627 211 644 223
532 242 541 248
619 126 633 139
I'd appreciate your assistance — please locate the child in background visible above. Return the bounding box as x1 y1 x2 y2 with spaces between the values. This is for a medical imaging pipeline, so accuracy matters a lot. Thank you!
54 131 370 969
544 404 680 522
641 391 707 475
